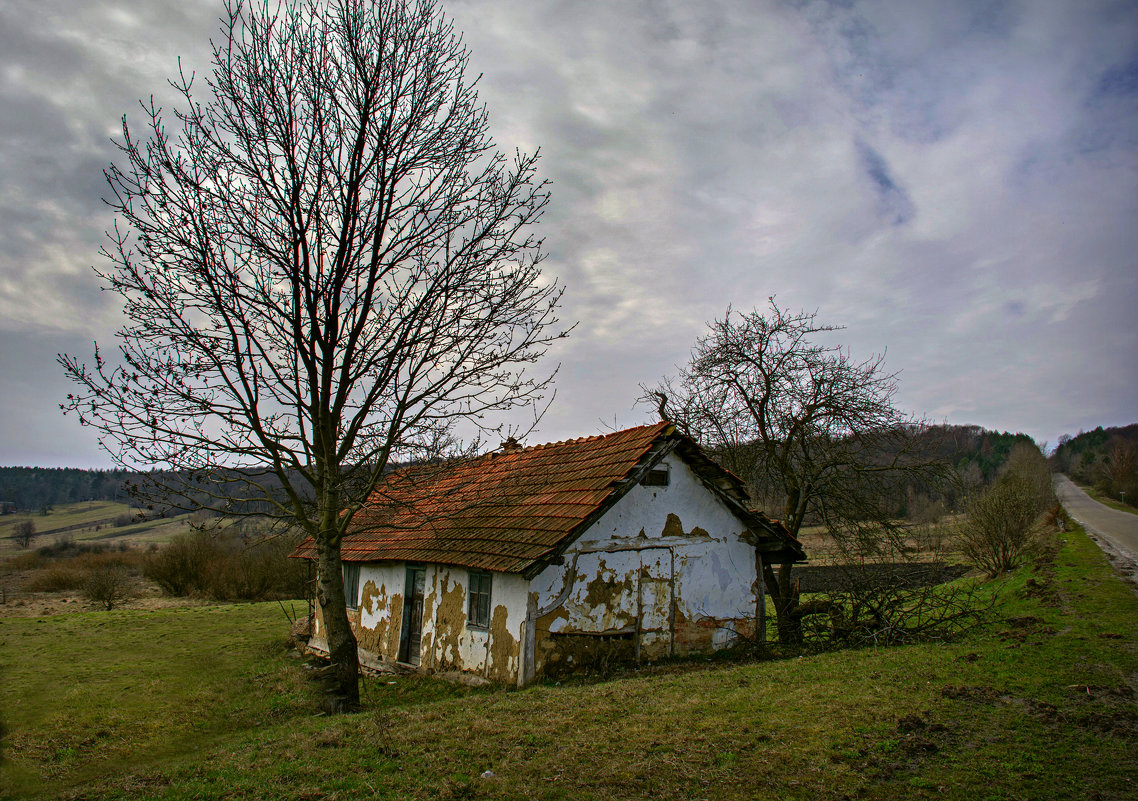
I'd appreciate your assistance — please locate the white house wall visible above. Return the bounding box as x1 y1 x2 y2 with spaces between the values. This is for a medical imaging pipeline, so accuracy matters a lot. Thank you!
531 452 760 674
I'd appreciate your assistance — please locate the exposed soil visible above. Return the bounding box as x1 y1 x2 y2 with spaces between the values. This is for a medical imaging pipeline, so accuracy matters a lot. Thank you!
941 684 1001 704
996 615 1056 643
794 562 971 593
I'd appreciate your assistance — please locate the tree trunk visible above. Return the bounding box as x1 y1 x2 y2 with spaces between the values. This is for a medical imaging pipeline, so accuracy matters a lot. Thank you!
763 561 804 645
315 539 360 712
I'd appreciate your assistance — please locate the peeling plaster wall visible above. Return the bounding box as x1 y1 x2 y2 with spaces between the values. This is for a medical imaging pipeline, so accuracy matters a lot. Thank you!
415 565 528 683
314 562 529 684
357 562 406 658
531 452 760 675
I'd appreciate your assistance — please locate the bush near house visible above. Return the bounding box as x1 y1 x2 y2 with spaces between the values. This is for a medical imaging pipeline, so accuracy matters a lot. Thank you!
144 528 308 601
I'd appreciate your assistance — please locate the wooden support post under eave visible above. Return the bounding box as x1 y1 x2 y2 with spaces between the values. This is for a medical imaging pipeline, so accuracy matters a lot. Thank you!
755 547 766 644
518 592 538 688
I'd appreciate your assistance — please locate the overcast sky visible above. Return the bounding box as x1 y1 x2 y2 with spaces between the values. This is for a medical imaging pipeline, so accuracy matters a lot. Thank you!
1 0 1135 468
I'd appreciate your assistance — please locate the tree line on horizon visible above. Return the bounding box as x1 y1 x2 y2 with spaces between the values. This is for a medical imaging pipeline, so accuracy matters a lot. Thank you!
0 422 1038 516
0 467 132 513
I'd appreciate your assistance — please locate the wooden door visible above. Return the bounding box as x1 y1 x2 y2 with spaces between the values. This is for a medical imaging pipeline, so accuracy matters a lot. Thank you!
398 567 427 665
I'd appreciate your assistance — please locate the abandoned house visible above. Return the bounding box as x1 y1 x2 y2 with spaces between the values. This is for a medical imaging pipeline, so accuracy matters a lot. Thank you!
291 421 805 686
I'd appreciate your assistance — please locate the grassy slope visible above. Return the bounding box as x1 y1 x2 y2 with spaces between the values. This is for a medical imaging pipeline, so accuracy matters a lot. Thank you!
0 501 190 554
0 502 135 537
2 523 1136 801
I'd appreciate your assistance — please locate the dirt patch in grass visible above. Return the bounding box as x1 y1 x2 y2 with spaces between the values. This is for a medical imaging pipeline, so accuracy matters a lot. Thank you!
942 684 1002 704
995 615 1056 643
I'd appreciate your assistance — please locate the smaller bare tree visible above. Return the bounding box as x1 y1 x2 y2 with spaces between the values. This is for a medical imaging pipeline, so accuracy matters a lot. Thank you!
959 443 1054 577
13 520 35 549
84 567 130 610
650 298 945 643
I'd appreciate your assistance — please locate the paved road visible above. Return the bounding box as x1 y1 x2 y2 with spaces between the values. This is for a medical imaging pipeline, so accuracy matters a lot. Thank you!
1054 474 1138 582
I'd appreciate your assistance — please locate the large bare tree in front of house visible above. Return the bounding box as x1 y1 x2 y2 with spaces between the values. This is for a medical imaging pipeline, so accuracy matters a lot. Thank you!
652 299 940 644
59 0 565 710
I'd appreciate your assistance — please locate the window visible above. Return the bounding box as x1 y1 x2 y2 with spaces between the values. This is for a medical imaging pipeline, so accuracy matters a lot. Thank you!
642 465 670 487
468 570 492 628
343 563 360 610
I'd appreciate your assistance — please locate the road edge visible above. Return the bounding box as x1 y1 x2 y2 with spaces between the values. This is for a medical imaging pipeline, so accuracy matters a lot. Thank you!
1054 474 1138 592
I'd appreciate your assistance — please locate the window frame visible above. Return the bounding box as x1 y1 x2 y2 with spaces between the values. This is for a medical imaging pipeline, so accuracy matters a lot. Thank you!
467 570 492 629
642 464 670 487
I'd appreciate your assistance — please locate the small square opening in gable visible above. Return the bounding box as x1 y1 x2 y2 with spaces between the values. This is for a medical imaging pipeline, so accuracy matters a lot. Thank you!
642 465 669 487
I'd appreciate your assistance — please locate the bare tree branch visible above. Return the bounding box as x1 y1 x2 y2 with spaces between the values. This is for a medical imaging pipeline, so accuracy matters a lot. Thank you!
59 0 566 709
648 298 946 643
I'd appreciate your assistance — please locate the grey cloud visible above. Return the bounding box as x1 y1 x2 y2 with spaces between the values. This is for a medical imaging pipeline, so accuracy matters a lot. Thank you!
1 0 1135 465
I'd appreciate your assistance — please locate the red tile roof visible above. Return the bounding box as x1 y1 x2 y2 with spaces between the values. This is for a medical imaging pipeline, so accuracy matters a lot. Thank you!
291 422 803 573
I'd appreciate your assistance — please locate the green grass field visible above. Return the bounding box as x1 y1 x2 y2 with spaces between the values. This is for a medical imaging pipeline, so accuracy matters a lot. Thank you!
2 521 1136 800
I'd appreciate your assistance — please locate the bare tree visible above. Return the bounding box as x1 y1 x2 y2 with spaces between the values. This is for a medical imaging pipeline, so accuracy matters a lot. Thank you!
13 520 35 549
84 567 131 611
652 299 940 643
60 0 564 709
960 442 1053 577
1099 437 1138 506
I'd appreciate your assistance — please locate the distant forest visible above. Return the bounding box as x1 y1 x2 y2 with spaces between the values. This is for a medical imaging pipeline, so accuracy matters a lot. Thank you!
1051 424 1138 507
0 423 1037 515
920 424 1037 484
837 423 1037 521
0 467 132 512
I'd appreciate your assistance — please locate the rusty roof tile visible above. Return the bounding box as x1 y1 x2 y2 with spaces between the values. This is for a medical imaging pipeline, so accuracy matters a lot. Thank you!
291 422 674 572
291 421 804 573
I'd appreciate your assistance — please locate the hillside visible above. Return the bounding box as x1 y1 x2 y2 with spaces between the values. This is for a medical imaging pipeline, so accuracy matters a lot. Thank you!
2 520 1135 799
0 500 191 556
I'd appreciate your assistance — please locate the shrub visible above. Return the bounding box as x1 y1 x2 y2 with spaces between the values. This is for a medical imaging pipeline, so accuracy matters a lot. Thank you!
37 535 76 558
143 530 219 596
144 527 308 600
84 567 130 610
959 475 1045 577
956 441 1055 578
791 542 993 649
13 520 35 548
24 566 87 593
5 551 47 571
